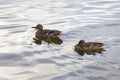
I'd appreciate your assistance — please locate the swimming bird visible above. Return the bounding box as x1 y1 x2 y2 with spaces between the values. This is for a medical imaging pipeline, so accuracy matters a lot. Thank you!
32 24 62 38
75 40 105 53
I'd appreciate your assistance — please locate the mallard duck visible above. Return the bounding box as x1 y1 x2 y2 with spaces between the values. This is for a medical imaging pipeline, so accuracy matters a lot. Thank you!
75 40 105 53
32 24 62 38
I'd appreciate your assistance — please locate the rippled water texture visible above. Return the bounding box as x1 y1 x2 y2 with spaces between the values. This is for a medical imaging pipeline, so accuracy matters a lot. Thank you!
0 0 120 80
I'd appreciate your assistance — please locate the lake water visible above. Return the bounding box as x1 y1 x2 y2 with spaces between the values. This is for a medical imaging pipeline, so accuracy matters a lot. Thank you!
0 0 120 80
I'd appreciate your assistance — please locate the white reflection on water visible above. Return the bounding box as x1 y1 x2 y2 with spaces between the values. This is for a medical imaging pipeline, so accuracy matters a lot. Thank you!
0 0 120 80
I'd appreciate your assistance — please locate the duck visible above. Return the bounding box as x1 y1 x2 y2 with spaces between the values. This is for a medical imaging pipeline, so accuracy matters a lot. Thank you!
75 40 105 54
32 24 62 38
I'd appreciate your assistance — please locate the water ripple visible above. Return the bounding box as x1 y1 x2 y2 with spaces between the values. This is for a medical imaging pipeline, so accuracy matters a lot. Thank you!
0 0 120 80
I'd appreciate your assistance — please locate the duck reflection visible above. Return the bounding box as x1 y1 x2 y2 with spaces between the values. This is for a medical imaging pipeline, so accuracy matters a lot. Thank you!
75 40 105 56
75 49 105 56
33 36 63 45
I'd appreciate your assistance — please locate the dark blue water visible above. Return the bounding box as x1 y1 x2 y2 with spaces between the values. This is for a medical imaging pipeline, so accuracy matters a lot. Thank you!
0 0 120 80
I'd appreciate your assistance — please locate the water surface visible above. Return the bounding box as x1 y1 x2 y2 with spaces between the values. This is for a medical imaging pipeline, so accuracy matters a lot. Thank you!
0 0 120 80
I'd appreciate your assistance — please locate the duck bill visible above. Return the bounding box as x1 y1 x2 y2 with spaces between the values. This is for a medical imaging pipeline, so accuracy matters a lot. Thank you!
32 27 36 28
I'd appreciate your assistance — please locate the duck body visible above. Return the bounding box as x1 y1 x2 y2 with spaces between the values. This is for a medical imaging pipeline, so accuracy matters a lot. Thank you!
75 40 105 52
32 24 62 38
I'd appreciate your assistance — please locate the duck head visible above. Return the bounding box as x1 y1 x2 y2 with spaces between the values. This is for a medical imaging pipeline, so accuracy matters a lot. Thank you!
32 24 43 30
78 40 85 46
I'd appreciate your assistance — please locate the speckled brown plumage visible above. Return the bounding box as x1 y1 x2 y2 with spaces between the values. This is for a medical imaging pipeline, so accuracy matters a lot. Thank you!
32 24 62 38
75 40 105 52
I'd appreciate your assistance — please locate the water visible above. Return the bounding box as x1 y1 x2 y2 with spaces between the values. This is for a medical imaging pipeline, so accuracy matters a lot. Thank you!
0 0 120 80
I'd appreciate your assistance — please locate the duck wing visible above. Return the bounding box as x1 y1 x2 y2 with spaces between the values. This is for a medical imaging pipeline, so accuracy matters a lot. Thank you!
43 29 51 34
85 42 104 50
